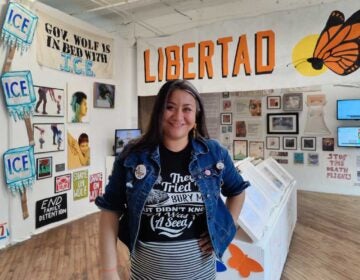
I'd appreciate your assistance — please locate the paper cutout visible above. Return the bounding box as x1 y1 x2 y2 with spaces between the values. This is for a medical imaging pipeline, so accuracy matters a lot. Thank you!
0 222 10 240
3 145 36 193
1 70 36 121
1 2 38 53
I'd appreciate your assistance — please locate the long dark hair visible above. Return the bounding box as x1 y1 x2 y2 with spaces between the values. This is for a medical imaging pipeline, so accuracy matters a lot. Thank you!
122 79 209 158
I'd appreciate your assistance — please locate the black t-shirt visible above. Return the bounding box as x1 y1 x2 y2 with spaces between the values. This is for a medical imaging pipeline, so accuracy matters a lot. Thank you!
138 143 207 242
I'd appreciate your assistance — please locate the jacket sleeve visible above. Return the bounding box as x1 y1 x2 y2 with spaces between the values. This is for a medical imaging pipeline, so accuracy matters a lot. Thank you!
219 144 250 197
95 156 127 213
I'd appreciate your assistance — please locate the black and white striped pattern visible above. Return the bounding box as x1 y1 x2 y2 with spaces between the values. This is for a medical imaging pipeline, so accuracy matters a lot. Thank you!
130 239 216 280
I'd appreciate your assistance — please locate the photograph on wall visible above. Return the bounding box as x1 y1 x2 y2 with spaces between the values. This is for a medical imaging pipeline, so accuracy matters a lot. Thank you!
304 94 330 135
308 153 319 166
93 82 115 108
267 96 281 109
283 93 303 111
301 137 316 151
294 152 304 164
89 172 103 202
67 83 91 123
283 136 297 150
249 141 264 159
35 193 67 229
34 86 65 116
267 113 299 134
248 98 262 116
233 140 247 160
73 170 89 200
235 121 247 137
33 123 65 154
266 136 280 150
222 91 230 98
222 100 232 111
36 157 52 180
54 174 71 193
67 127 90 170
220 113 232 125
322 137 335 151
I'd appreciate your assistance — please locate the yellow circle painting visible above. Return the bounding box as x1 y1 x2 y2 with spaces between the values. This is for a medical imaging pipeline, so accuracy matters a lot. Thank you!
292 34 327 77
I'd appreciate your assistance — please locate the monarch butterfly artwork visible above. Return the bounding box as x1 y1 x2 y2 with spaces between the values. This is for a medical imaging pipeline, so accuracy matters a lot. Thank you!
307 9 360 75
227 243 264 277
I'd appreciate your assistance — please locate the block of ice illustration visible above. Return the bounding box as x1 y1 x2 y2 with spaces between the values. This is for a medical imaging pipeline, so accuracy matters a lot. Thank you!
1 70 36 120
1 2 38 52
3 145 36 193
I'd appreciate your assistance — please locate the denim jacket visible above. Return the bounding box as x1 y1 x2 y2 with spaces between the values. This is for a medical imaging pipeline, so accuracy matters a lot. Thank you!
95 137 249 260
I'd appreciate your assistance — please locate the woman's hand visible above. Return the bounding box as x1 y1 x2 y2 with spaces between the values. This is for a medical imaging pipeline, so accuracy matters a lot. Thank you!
198 232 213 254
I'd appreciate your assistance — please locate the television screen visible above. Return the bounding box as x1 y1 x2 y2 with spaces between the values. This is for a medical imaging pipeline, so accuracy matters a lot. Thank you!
337 99 360 120
337 127 360 147
114 129 141 156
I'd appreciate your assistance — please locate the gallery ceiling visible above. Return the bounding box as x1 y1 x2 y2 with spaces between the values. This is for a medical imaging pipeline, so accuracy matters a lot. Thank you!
36 0 341 40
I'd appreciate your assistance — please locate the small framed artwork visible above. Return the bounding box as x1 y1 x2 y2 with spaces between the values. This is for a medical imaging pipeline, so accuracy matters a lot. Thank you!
223 100 232 111
283 93 303 111
233 140 247 160
54 173 71 193
267 96 281 109
266 136 280 150
36 157 52 180
33 123 65 154
93 82 115 108
322 137 334 151
267 113 299 134
221 126 227 133
294 152 304 164
249 141 264 159
308 153 319 166
301 137 316 151
220 113 232 125
34 86 65 117
222 91 230 98
283 136 297 150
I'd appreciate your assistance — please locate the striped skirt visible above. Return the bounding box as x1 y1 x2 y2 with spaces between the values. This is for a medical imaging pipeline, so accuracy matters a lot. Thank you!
130 239 216 280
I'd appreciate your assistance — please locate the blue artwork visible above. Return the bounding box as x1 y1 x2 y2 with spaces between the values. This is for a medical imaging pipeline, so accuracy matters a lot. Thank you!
216 260 227 272
0 2 38 53
1 70 36 121
3 145 36 193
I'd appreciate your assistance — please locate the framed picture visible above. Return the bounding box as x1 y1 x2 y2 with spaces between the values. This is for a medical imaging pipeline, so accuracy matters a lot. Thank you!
34 86 65 117
301 137 316 151
36 157 52 180
33 123 65 154
235 121 247 137
220 113 232 125
67 83 91 123
249 141 264 159
93 82 115 108
267 113 299 134
222 100 232 111
283 136 297 150
322 137 334 151
308 153 319 166
54 173 71 193
266 136 280 150
267 96 281 109
283 93 303 111
233 140 247 160
294 152 304 164
222 91 230 98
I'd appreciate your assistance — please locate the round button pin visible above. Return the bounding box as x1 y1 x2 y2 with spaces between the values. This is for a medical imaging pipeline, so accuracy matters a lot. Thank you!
135 164 146 179
204 169 211 176
216 162 224 170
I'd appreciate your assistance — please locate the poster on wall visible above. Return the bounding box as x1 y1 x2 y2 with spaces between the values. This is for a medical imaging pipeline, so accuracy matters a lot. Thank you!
54 174 71 193
36 11 114 78
33 123 65 154
33 86 65 116
35 193 67 228
304 94 330 135
73 170 88 200
93 82 115 108
67 127 90 170
67 83 91 123
89 173 103 202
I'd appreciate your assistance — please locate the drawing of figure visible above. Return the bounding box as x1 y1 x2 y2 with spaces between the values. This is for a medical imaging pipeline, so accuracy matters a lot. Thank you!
56 95 62 114
35 87 55 115
71 91 88 122
34 126 45 149
57 130 63 150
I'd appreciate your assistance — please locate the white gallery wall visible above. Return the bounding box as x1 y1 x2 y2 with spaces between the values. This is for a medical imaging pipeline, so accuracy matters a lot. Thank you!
0 1 137 248
137 0 360 196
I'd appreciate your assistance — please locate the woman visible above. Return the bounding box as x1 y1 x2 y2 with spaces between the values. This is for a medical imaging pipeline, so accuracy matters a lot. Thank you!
71 91 88 122
96 79 249 280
